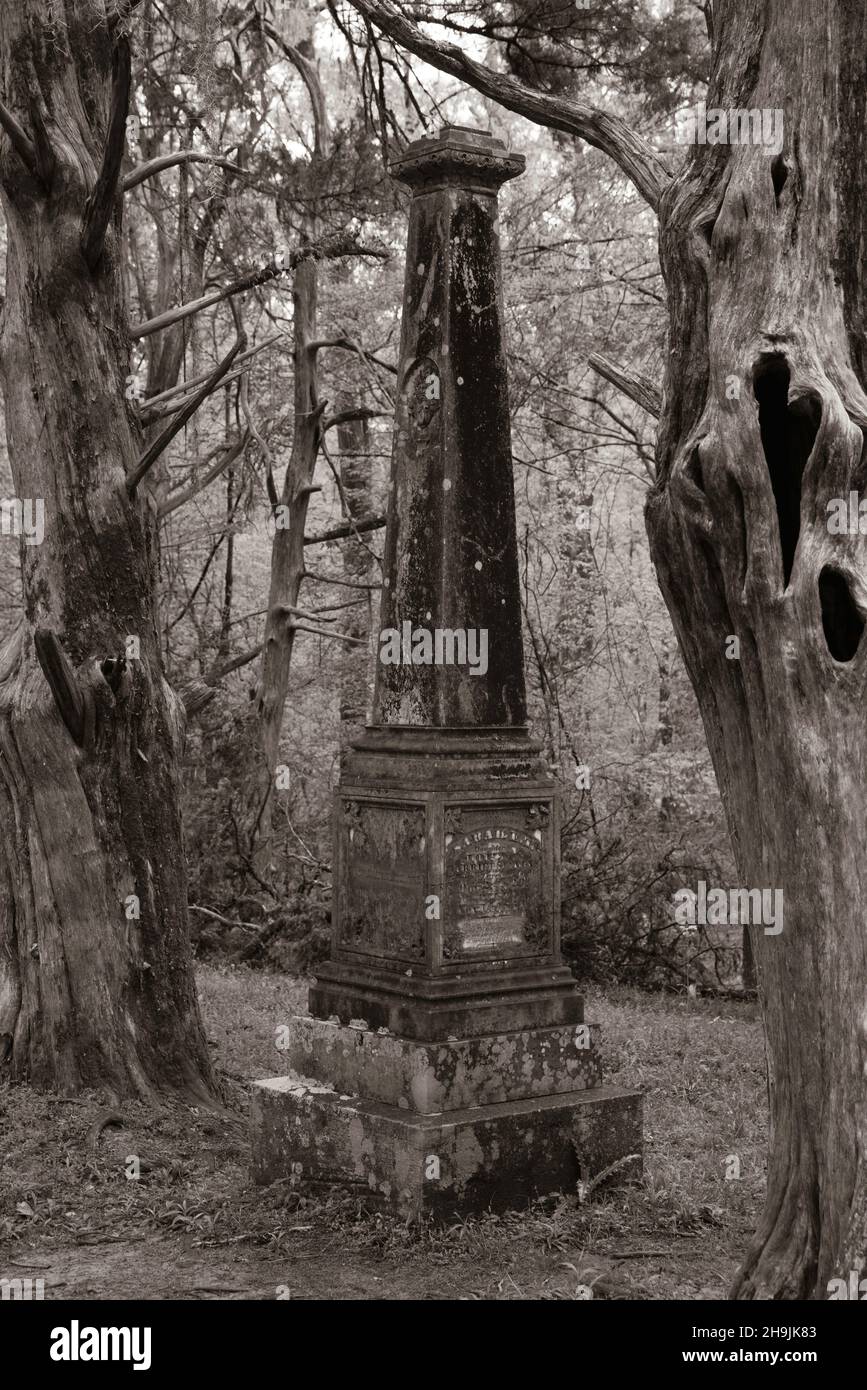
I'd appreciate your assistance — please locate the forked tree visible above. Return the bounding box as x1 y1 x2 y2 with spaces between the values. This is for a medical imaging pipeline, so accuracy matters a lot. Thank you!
347 0 867 1298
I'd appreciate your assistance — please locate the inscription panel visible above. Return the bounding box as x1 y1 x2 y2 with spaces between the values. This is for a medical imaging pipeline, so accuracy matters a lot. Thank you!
339 800 427 962
443 804 551 960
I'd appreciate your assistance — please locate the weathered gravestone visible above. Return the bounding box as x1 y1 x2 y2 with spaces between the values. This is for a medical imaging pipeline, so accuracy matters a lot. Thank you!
251 126 642 1216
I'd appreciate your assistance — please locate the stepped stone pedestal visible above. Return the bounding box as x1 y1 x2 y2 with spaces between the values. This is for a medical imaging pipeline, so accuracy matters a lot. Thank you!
251 125 642 1218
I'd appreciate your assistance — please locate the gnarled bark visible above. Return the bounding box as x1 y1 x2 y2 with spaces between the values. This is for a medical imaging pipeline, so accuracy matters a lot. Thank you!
647 0 867 1297
0 1 215 1101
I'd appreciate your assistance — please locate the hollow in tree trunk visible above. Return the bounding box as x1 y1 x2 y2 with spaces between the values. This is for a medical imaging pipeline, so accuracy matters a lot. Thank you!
647 0 867 1297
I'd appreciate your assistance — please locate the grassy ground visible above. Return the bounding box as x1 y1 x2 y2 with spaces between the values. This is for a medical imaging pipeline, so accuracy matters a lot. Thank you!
0 968 766 1300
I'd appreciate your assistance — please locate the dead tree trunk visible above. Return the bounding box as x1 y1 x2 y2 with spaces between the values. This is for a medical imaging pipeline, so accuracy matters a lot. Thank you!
252 252 321 865
337 402 374 749
646 0 867 1297
251 23 327 866
0 2 215 1101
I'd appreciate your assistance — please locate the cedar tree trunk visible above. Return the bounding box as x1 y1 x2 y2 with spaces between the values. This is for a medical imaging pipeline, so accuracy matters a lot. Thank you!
648 0 867 1297
0 0 215 1100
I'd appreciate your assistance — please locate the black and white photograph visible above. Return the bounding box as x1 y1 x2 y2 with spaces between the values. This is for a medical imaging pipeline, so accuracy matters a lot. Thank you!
0 0 863 1358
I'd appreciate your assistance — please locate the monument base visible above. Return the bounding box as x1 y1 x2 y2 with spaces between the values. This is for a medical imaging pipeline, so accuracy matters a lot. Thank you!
309 959 584 1040
251 1017 642 1218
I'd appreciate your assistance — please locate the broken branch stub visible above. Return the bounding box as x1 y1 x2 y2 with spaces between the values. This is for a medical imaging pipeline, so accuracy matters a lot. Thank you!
34 630 92 748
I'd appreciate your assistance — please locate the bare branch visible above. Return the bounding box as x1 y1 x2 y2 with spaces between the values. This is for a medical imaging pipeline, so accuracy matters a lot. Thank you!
702 0 715 49
130 262 285 340
280 604 336 624
189 904 260 931
304 513 386 545
34 631 91 747
292 229 390 267
127 329 248 496
238 354 276 498
182 643 263 717
139 334 285 422
0 97 39 179
81 34 132 271
158 432 249 518
323 406 390 432
346 0 671 211
308 336 398 374
123 151 243 192
262 21 329 157
288 623 367 645
588 352 662 419
130 235 386 340
208 643 264 679
302 570 382 590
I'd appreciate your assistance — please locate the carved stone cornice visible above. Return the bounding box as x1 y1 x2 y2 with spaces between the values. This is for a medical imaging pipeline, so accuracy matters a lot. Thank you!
389 125 525 192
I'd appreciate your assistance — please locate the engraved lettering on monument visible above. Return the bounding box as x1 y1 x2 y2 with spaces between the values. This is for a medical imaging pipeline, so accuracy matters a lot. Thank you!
444 823 541 955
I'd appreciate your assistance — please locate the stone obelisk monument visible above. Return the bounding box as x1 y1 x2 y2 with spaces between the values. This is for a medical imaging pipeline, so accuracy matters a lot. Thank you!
252 127 642 1215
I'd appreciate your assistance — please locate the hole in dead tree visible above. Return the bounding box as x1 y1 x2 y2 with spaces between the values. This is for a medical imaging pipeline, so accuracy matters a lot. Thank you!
698 218 715 247
771 155 788 205
753 358 821 585
819 567 864 661
685 446 705 492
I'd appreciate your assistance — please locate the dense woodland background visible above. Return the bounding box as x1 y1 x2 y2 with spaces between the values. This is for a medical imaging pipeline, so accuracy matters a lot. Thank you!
0 0 737 992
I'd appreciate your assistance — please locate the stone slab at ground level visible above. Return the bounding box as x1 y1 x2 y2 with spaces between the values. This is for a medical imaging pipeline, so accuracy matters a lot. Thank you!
251 1072 642 1218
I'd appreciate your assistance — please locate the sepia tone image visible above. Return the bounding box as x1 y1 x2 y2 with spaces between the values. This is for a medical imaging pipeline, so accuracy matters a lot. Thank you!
0 0 864 1346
